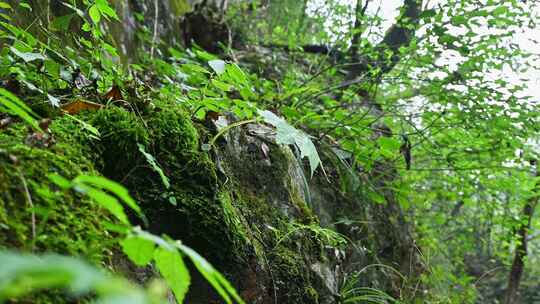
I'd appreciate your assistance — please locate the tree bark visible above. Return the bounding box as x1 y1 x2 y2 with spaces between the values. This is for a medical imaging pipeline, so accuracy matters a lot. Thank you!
503 161 539 304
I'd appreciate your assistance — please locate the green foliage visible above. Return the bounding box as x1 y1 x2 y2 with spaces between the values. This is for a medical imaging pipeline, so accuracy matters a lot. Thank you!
2 0 540 302
0 88 40 130
0 250 161 303
260 110 321 176
276 222 347 250
122 229 245 304
49 174 144 225
137 143 171 190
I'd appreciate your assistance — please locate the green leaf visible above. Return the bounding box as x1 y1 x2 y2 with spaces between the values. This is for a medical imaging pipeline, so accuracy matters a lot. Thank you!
121 236 155 266
0 251 149 302
137 144 170 189
19 2 31 10
377 137 400 156
95 0 118 20
0 2 11 9
0 88 40 131
225 63 248 86
211 79 233 91
154 247 190 304
259 110 321 176
9 46 46 62
492 5 508 16
178 244 245 304
50 14 75 31
181 63 210 74
73 175 142 216
47 174 72 189
88 5 101 24
208 59 226 74
78 186 129 224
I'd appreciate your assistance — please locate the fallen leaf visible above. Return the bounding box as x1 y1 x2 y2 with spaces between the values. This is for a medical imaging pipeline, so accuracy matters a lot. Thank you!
104 85 123 101
61 99 103 114
205 111 220 121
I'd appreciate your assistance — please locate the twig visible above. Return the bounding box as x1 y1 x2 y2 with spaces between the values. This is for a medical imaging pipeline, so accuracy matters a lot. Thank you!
18 171 36 251
150 0 159 59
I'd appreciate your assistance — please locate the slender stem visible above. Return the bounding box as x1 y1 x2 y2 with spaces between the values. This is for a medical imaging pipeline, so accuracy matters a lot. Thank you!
150 0 159 59
208 119 257 148
19 171 36 251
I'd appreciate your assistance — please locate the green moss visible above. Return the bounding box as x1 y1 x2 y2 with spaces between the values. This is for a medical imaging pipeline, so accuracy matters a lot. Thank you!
88 106 150 179
0 118 114 264
0 101 333 303
148 101 217 193
83 102 248 269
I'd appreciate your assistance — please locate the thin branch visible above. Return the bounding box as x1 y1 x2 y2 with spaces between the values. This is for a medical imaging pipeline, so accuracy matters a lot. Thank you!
150 0 159 59
18 171 36 251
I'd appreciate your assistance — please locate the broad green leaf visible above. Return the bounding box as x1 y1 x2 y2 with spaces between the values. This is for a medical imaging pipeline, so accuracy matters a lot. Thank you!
181 63 210 74
0 251 150 302
121 236 155 266
96 0 118 20
0 88 40 131
377 137 400 152
178 244 245 304
89 5 101 24
73 175 142 215
50 14 75 31
154 247 190 304
19 2 31 10
9 46 46 62
259 110 321 176
47 174 72 189
225 63 248 86
211 79 233 91
0 2 11 9
78 186 129 224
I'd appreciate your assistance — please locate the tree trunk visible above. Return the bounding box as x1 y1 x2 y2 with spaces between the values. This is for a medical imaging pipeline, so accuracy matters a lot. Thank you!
503 160 539 304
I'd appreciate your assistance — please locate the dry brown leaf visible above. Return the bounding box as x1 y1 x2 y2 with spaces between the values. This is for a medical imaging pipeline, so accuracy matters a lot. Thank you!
205 110 220 121
61 99 104 114
104 85 123 101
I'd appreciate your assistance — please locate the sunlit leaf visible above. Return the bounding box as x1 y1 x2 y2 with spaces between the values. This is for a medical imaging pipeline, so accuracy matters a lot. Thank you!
121 236 155 266
89 5 101 24
154 247 190 304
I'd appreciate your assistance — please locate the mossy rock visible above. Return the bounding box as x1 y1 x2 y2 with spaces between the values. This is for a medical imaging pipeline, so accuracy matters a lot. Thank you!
0 117 115 264
84 103 247 265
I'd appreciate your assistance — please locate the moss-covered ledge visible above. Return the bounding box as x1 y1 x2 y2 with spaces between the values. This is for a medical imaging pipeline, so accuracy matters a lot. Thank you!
0 117 115 264
0 100 349 304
